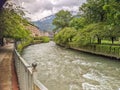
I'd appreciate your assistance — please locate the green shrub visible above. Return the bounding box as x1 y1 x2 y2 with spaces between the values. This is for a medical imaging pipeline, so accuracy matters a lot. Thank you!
88 44 120 57
54 27 77 46
34 36 50 43
40 36 50 43
17 44 23 53
34 37 42 40
17 37 33 53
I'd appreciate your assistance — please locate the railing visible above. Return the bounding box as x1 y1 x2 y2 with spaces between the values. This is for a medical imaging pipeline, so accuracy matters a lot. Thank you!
14 49 48 90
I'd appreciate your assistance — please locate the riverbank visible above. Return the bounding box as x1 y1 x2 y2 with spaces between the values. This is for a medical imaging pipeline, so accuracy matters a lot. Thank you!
17 36 50 53
57 43 120 60
70 46 119 59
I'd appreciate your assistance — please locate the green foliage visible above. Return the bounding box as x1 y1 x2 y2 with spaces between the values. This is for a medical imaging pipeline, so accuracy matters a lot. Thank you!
80 0 107 24
54 27 77 45
40 36 50 43
0 8 30 40
71 23 106 45
103 0 120 25
69 17 86 30
73 0 120 44
54 0 120 46
90 44 120 57
34 36 50 43
17 37 33 53
79 0 120 28
72 29 91 46
104 25 120 37
52 10 72 31
17 36 50 53
53 0 120 58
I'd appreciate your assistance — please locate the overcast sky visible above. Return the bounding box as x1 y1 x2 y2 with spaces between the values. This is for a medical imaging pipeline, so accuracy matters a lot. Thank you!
15 0 86 21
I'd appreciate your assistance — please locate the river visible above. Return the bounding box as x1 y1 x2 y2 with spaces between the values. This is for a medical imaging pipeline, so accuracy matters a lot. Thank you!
22 41 120 90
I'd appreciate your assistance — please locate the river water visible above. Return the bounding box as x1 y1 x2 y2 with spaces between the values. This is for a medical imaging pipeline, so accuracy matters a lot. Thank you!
22 41 120 90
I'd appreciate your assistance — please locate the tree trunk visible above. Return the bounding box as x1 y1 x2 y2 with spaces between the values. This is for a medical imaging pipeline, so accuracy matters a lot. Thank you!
90 37 92 44
111 37 114 44
97 37 101 44
0 37 4 46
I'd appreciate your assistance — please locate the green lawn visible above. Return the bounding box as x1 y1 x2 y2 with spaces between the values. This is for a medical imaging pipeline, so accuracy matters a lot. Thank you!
93 40 120 45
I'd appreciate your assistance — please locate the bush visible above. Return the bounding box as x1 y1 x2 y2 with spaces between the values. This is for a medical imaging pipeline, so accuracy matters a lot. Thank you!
17 37 33 53
89 44 120 57
34 36 50 43
34 37 42 40
40 36 50 43
17 36 50 53
54 27 77 46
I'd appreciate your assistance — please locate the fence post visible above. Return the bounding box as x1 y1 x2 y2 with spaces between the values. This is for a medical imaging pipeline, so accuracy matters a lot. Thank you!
32 63 38 90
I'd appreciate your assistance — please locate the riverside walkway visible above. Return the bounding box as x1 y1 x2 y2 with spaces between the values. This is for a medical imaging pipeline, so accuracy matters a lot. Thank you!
0 43 19 90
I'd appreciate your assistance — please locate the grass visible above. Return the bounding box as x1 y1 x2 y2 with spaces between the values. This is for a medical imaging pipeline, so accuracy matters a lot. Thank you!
93 40 120 45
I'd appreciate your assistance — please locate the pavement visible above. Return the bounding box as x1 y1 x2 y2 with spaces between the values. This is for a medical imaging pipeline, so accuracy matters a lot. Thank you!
0 43 19 90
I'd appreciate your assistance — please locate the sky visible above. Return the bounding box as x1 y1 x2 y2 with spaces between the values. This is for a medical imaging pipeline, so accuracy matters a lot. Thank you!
15 0 86 21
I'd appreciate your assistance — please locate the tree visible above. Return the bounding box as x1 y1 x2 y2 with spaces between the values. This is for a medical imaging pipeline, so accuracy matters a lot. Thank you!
90 23 107 44
0 9 30 40
69 17 86 30
73 23 106 44
54 0 120 47
54 27 76 45
104 25 120 44
103 0 120 25
103 0 120 44
79 0 107 24
0 0 31 46
72 29 92 46
52 10 72 31
79 0 120 25
79 0 120 44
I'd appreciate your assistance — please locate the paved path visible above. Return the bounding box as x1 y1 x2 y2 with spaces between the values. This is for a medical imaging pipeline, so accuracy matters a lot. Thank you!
0 43 19 90
0 45 8 63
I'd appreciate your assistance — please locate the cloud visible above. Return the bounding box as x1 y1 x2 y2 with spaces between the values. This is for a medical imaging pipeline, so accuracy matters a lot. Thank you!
16 0 86 21
54 0 80 6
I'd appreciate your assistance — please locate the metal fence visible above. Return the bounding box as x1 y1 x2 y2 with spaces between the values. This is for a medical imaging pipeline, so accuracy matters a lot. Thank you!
14 49 48 90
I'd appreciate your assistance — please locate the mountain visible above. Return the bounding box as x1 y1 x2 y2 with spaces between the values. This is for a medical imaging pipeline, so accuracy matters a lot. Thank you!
33 15 56 32
32 11 79 32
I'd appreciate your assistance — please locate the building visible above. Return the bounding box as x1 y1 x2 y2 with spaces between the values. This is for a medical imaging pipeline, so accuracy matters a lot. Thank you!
26 24 42 37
